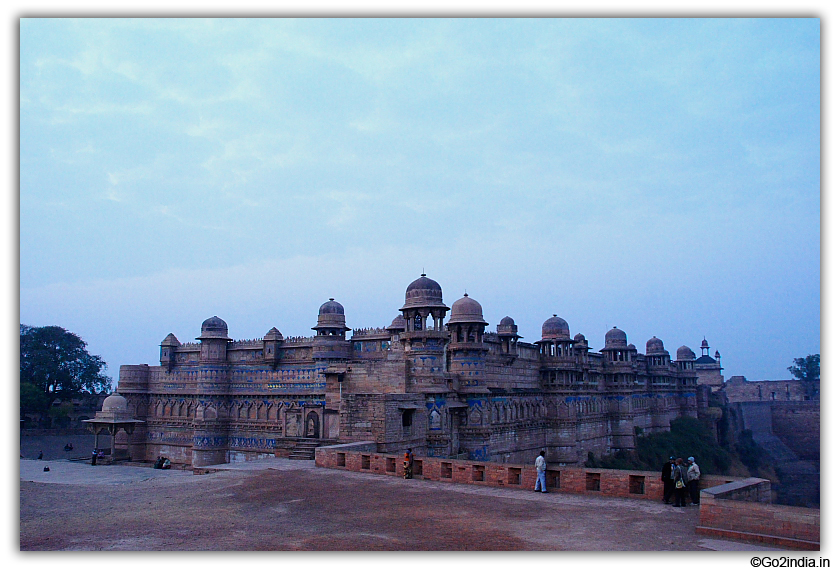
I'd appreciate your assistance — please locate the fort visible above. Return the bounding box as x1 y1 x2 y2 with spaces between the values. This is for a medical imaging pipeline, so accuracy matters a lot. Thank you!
113 273 713 468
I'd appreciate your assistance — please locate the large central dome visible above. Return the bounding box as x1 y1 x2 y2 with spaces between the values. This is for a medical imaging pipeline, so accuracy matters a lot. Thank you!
401 273 448 310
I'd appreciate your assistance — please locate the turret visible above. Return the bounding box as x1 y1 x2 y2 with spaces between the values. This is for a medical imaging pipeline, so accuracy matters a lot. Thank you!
160 333 180 371
197 316 230 363
312 299 351 360
262 327 284 368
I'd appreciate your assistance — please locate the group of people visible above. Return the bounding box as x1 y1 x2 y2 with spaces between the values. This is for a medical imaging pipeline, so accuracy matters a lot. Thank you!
661 456 701 507
153 456 172 470
90 449 104 465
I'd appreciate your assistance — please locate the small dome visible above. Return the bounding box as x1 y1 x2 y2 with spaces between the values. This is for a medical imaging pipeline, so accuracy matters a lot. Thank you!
201 316 227 334
604 327 627 348
701 338 710 349
101 393 128 413
387 314 407 331
497 316 519 337
401 274 448 310
542 315 570 340
197 316 231 340
646 336 666 355
313 299 349 332
676 345 696 361
627 343 637 351
319 298 345 315
448 293 488 325
574 333 585 342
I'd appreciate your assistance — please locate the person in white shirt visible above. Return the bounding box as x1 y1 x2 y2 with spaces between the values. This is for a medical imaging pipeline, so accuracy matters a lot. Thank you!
534 450 548 493
686 457 701 505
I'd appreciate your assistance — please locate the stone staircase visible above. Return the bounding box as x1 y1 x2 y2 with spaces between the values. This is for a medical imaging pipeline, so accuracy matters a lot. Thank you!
288 439 319 460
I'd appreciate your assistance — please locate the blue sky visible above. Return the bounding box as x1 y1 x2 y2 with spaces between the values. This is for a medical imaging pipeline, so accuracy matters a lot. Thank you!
18 18 820 386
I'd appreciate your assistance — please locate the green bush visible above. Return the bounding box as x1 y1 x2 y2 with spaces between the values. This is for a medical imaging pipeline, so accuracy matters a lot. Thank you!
588 417 732 474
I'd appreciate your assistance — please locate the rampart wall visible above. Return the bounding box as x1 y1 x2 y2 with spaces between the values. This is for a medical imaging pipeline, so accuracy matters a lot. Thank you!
315 444 736 501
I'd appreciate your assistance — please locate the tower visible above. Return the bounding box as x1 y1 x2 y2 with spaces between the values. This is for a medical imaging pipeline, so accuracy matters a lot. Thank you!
311 298 352 360
446 293 489 393
399 274 450 392
197 316 230 363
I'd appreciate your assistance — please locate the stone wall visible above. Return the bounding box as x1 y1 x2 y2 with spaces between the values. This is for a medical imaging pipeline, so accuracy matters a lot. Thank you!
771 402 820 461
315 444 737 501
697 480 819 549
724 376 811 403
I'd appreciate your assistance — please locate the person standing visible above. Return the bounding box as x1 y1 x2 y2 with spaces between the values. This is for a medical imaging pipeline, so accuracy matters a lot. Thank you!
91 449 97 466
403 448 414 479
534 450 548 493
673 458 688 507
661 457 675 504
686 457 701 505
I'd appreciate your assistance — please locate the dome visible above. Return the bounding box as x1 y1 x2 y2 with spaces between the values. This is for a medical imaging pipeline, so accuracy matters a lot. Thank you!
701 338 710 349
313 298 349 332
604 327 627 348
497 316 519 337
574 333 585 342
387 314 407 331
101 393 128 413
448 293 488 325
86 391 139 424
627 343 637 351
542 315 570 340
319 298 345 315
646 336 667 355
202 315 227 333
197 316 231 340
401 274 448 310
676 345 696 361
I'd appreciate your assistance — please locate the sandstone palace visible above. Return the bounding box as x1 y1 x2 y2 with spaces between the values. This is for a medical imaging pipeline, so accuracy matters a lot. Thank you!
116 274 721 467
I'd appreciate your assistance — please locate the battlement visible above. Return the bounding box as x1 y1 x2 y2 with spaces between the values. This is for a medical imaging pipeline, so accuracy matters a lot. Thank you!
229 339 264 349
351 327 389 338
285 336 314 344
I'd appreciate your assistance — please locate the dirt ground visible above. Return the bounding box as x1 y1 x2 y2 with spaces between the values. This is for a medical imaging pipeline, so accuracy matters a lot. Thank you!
19 457 782 552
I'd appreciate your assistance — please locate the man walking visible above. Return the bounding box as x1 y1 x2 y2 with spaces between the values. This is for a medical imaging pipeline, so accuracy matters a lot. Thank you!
534 450 548 493
686 456 701 505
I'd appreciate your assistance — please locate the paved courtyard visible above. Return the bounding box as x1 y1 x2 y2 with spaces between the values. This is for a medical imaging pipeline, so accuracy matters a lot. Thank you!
20 457 783 551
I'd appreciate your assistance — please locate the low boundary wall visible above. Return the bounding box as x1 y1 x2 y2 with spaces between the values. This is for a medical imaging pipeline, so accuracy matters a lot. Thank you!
697 480 819 550
315 444 736 501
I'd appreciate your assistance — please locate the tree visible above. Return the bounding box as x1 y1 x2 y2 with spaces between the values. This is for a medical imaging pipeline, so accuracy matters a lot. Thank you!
788 354 819 382
20 325 111 411
788 354 819 400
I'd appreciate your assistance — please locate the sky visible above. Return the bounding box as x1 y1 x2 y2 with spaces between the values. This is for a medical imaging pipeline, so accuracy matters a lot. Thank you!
18 17 820 388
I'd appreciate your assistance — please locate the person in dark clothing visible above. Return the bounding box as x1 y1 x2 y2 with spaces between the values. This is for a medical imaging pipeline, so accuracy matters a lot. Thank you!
91 449 97 466
37 451 43 460
661 457 675 504
673 458 688 507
